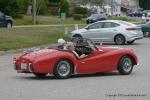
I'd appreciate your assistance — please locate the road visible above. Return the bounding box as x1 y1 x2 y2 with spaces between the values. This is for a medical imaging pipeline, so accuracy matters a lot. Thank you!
0 38 150 100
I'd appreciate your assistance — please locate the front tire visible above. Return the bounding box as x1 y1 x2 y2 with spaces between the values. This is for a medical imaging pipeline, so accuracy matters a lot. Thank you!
114 35 126 45
118 56 134 75
53 60 73 79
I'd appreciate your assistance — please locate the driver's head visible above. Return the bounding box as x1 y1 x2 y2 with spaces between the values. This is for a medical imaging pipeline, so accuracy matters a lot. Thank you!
66 42 75 51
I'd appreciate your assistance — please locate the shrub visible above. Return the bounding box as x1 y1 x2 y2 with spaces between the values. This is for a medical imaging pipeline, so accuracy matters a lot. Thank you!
73 6 88 17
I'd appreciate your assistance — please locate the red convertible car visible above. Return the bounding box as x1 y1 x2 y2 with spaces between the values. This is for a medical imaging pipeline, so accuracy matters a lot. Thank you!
14 38 138 79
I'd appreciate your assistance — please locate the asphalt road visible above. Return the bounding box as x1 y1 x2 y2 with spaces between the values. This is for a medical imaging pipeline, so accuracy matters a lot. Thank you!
0 38 150 100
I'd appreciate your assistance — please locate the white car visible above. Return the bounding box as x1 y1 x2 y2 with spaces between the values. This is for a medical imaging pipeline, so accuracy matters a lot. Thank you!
71 20 143 45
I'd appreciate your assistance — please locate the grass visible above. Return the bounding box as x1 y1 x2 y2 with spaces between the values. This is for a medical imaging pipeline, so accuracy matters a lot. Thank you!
0 26 73 51
14 16 86 25
0 25 86 51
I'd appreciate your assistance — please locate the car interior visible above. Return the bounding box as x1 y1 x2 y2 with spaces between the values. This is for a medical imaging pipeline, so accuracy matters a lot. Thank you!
72 38 94 56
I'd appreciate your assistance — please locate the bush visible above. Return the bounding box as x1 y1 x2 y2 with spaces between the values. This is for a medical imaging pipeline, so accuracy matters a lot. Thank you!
59 0 69 17
73 6 88 17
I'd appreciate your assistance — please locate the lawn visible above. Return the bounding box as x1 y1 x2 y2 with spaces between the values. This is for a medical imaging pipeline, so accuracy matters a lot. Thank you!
14 16 86 25
0 26 77 51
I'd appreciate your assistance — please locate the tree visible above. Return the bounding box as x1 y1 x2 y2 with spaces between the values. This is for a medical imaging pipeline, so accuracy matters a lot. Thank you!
59 0 69 17
139 0 150 10
0 0 21 17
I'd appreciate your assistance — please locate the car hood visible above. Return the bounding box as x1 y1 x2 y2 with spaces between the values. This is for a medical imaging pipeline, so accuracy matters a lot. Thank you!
5 15 13 20
71 28 87 34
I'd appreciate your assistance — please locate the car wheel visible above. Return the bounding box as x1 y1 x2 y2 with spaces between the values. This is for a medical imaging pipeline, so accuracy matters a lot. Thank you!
6 22 12 28
54 60 73 79
127 40 135 45
114 35 125 45
143 32 150 37
118 56 134 75
33 73 48 78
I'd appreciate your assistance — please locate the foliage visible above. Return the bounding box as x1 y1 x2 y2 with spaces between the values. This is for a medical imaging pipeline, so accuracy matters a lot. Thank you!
36 0 49 15
59 0 69 17
139 0 150 10
0 0 21 18
73 6 88 16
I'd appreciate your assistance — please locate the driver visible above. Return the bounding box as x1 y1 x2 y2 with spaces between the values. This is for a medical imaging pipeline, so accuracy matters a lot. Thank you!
66 42 87 59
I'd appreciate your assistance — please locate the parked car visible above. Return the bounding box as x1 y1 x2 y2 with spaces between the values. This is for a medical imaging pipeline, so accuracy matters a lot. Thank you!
128 11 144 17
14 38 138 79
0 11 13 28
86 14 107 24
71 20 143 45
141 21 150 37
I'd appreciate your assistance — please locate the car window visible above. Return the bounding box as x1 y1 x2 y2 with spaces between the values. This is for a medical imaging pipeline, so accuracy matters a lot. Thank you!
88 22 103 29
0 12 5 20
118 21 135 26
103 22 119 28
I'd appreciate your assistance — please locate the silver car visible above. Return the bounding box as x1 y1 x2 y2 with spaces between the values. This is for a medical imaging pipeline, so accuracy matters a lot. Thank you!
71 20 143 45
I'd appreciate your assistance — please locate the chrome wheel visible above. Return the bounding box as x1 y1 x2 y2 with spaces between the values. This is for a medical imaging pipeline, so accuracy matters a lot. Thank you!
118 56 134 75
54 60 73 79
122 58 133 73
57 61 70 77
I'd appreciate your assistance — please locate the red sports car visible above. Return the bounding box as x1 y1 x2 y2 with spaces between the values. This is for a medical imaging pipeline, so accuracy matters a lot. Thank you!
14 39 138 79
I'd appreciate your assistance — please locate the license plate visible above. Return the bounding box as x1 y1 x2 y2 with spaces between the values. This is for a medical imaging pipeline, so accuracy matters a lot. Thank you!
21 63 27 70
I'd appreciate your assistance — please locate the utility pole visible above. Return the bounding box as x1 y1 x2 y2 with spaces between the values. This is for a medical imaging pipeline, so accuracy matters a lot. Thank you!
111 0 114 16
32 0 36 25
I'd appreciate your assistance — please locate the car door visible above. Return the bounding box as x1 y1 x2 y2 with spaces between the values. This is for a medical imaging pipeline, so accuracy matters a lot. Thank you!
76 49 112 74
97 22 120 42
83 22 105 42
0 12 5 27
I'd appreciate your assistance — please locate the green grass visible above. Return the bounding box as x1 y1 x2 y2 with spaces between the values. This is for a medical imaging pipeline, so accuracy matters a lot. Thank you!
14 16 86 25
0 26 72 51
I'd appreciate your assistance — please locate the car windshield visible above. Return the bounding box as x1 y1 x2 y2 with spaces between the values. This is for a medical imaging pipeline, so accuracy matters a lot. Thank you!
70 38 98 50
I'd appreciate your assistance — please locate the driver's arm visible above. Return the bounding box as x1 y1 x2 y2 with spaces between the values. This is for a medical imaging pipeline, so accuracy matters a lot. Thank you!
72 51 87 59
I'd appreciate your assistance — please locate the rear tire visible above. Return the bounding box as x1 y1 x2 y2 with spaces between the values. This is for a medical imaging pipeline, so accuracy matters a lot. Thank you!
53 60 73 79
118 56 134 75
114 35 126 45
